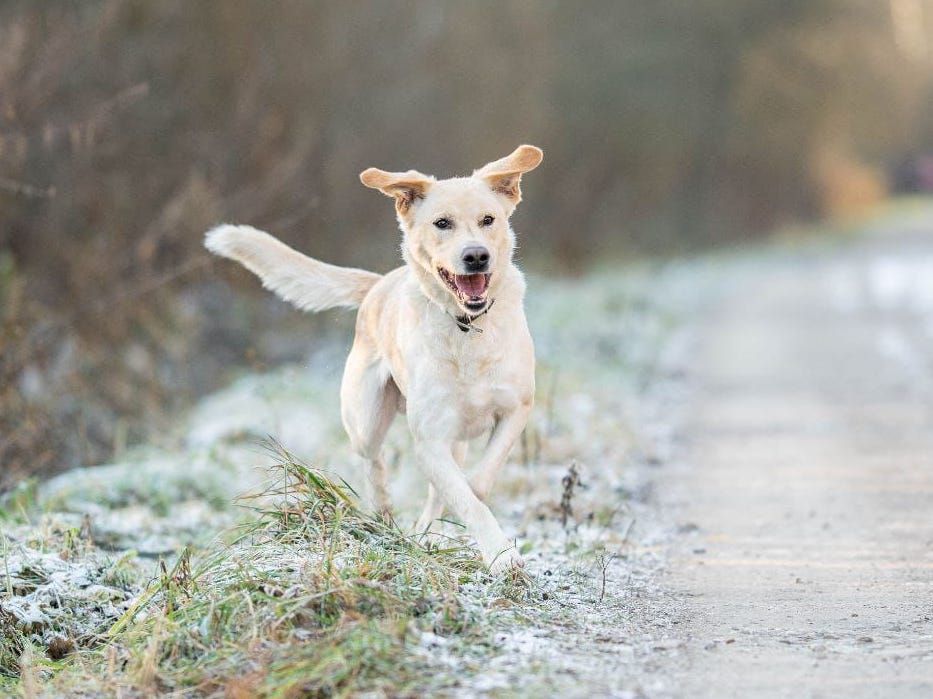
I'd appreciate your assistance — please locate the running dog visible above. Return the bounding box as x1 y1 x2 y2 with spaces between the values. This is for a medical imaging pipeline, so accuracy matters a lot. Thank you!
205 145 543 572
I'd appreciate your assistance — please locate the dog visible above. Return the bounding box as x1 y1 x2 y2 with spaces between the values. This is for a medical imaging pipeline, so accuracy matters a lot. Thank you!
205 145 543 572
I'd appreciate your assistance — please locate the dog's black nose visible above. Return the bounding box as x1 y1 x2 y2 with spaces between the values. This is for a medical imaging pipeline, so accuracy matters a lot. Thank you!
461 246 490 272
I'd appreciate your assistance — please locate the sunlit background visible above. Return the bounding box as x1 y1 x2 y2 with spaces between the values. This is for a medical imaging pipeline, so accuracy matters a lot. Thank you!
3 0 933 487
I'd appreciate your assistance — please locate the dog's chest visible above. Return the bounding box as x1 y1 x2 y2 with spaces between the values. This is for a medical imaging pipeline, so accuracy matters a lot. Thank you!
444 335 529 435
399 302 534 440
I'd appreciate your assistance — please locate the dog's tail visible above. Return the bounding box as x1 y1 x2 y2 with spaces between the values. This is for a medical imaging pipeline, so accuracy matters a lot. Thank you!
205 224 381 312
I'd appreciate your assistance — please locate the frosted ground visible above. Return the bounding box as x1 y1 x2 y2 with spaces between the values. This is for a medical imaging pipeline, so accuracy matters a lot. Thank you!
2 252 726 696
8 206 933 696
16 207 933 696
7 207 933 696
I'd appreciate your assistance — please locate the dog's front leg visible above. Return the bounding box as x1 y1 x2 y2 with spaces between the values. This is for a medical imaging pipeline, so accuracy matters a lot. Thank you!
413 438 522 573
470 401 532 501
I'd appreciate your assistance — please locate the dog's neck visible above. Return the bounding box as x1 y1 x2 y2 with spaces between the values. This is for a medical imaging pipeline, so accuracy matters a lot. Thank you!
451 299 496 333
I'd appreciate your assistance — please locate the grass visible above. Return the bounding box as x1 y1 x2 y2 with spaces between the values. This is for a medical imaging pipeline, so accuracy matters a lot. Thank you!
0 480 39 525
2 443 533 697
1 258 721 696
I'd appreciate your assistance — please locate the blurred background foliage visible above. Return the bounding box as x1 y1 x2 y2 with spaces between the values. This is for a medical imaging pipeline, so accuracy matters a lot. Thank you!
3 0 933 485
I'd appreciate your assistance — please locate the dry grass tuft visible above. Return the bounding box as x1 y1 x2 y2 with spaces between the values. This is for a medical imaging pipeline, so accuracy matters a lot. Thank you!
1 443 520 697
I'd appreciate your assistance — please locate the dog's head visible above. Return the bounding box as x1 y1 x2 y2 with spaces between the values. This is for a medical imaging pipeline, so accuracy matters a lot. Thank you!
360 145 543 315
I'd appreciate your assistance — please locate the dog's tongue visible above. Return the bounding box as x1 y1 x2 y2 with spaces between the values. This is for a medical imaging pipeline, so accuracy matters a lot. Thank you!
454 273 488 297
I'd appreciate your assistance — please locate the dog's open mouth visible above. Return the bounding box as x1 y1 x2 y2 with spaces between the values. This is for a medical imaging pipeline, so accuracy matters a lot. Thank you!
438 267 491 311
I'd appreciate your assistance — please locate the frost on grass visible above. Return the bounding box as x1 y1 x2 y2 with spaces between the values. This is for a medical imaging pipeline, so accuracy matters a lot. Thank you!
1 262 717 696
0 511 145 678
2 446 535 696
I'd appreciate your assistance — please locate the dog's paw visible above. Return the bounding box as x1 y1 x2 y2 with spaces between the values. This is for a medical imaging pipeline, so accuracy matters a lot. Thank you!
487 546 525 576
375 507 395 526
415 528 446 549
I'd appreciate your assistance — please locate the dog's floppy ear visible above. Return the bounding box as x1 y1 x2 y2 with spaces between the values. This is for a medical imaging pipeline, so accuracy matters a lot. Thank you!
360 168 434 217
474 145 543 212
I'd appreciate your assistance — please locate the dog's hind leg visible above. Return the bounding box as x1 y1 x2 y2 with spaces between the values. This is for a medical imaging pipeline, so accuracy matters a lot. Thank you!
414 441 467 536
414 484 442 537
470 402 532 501
368 454 391 518
341 351 400 517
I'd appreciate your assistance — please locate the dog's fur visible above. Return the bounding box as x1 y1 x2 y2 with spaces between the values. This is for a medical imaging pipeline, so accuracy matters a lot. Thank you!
205 145 543 572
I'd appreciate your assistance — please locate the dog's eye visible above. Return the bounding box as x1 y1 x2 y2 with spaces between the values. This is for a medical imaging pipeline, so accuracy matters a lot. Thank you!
481 215 495 227
433 218 452 230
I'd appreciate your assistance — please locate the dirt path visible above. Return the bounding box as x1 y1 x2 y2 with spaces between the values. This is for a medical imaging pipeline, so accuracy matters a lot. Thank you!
656 219 933 696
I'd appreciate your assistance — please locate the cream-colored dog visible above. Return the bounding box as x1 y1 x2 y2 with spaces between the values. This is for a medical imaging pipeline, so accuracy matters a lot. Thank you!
205 145 543 572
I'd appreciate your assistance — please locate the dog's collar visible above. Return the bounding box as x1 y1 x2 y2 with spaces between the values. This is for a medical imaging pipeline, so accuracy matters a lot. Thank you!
449 299 496 334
